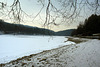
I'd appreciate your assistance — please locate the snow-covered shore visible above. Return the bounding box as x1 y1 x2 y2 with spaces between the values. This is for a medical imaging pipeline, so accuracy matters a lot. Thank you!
0 35 75 64
0 35 100 67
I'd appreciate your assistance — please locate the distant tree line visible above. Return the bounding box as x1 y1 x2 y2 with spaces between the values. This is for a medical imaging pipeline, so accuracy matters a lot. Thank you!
71 14 100 36
0 20 55 35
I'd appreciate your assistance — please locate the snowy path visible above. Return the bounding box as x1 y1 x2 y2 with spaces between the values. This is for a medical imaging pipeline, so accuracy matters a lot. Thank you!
1 37 100 67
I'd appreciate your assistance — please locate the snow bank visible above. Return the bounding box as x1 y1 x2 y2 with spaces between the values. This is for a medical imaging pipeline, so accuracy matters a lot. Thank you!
0 35 74 64
31 39 100 67
68 39 100 67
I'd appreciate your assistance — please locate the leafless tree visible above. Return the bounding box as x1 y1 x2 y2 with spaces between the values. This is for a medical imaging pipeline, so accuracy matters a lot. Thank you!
0 0 100 26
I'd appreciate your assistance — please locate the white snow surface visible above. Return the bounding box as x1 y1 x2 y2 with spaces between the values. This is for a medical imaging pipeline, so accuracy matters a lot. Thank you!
28 39 100 67
0 35 75 64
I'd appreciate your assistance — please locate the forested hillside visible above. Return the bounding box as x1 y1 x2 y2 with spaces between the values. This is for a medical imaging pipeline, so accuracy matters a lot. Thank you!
0 20 55 35
0 19 75 36
72 14 100 36
55 29 75 36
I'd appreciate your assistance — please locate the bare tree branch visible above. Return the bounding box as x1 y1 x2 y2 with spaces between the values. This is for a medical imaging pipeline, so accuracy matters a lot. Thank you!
0 0 100 26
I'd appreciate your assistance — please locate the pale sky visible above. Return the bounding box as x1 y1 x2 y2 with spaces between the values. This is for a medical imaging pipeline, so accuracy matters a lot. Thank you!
0 0 100 31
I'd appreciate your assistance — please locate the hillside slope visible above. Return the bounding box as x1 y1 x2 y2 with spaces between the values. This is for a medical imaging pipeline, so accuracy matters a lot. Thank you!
55 29 75 36
0 20 75 36
0 20 55 35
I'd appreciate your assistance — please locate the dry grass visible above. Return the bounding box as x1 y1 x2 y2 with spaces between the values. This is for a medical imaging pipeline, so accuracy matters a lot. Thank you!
21 62 27 66
0 64 5 67
67 37 86 44
76 35 100 40
39 58 47 62
7 54 37 64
